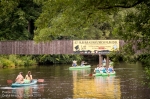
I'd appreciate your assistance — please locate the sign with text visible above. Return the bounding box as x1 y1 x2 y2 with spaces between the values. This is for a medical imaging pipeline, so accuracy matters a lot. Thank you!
73 40 119 54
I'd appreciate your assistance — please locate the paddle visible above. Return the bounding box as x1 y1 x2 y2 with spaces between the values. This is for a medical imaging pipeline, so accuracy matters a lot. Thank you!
89 73 92 76
7 80 13 84
89 72 95 77
37 79 44 83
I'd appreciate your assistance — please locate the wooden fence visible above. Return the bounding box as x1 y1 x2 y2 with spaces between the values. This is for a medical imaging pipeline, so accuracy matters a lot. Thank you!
0 40 73 54
0 40 125 55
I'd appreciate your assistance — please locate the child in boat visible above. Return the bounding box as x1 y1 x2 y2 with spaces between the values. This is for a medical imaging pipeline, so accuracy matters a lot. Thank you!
102 66 107 73
94 65 100 73
108 65 114 73
15 72 24 84
72 60 77 67
24 71 33 83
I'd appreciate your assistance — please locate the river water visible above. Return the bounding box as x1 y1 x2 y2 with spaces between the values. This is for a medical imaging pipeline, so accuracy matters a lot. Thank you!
0 62 150 99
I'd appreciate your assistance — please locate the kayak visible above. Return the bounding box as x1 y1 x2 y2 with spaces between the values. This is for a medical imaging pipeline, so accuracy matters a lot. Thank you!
93 71 116 76
102 71 116 76
69 68 91 71
93 73 102 76
69 65 91 70
11 79 37 87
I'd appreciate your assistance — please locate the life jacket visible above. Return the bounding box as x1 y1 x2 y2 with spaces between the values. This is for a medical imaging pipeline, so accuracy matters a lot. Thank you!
108 68 113 72
95 68 100 73
102 68 107 73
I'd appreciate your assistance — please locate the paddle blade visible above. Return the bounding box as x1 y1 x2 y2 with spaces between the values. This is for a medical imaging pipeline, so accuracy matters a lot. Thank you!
38 79 44 83
89 73 93 76
7 80 13 84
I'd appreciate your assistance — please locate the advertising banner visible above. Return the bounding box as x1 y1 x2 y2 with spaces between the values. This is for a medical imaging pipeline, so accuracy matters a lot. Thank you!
73 40 119 54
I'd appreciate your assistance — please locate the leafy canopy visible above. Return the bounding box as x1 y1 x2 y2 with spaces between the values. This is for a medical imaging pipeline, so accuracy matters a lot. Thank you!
0 0 41 40
35 0 142 41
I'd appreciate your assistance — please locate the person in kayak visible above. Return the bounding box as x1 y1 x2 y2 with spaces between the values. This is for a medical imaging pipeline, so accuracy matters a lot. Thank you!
81 61 87 66
108 66 114 73
94 65 100 73
103 58 106 63
72 60 77 67
102 66 107 73
24 71 33 83
15 72 24 84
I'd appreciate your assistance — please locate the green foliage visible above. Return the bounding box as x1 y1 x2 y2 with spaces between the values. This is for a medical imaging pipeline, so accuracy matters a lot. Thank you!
0 57 15 68
112 1 150 62
0 0 42 40
2 0 150 66
34 0 121 42
20 56 37 66
8 55 24 66
0 61 2 68
108 52 122 62
137 54 150 66
0 55 37 68
34 54 83 64
142 67 150 87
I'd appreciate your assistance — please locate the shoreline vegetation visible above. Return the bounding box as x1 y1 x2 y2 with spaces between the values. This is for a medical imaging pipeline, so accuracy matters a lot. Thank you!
0 54 83 68
0 55 37 68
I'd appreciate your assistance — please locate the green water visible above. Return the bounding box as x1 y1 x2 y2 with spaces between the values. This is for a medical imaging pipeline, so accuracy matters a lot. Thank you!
0 62 149 99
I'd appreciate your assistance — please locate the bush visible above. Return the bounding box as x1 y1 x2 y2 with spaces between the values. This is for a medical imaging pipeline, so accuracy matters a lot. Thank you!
0 58 15 68
0 55 37 68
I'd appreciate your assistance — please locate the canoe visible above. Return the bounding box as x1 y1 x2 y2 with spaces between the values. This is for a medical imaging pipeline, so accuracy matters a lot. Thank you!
93 73 102 76
69 65 91 70
69 68 91 71
11 79 37 87
101 71 116 76
93 71 116 76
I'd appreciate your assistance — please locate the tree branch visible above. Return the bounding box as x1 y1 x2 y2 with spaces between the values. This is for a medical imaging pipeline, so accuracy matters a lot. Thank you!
97 0 144 9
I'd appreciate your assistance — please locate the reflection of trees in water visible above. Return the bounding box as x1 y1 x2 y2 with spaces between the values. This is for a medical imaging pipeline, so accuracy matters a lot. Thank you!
24 86 32 98
7 85 45 99
72 69 91 77
144 67 150 87
94 76 120 98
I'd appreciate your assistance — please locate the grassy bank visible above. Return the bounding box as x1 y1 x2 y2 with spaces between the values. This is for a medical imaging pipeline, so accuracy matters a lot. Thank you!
0 55 37 68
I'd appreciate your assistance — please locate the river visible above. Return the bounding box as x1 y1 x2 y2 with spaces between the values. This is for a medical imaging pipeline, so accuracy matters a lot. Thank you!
0 62 150 99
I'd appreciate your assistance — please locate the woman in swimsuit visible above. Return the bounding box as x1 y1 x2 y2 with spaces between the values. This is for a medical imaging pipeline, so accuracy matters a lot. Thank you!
24 71 33 83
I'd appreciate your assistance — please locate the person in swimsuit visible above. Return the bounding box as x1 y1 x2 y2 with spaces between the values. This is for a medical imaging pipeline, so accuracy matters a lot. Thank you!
24 71 33 83
15 72 24 84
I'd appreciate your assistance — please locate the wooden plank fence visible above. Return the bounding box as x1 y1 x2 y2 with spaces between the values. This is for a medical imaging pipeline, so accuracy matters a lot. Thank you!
0 40 126 55
0 40 73 54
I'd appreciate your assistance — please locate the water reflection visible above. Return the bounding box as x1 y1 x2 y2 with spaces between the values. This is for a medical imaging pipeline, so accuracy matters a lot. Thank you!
70 68 121 99
0 84 44 99
94 76 121 99
0 63 150 98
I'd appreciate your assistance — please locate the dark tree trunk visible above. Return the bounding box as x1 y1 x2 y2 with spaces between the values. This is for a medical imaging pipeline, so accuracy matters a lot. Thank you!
28 19 34 40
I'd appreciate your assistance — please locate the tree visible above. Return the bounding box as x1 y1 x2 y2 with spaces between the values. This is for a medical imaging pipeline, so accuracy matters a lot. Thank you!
34 0 129 41
0 0 42 40
34 0 150 58
111 1 150 62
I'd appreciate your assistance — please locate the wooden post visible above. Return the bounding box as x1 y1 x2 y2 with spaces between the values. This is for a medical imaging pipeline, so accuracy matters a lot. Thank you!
106 55 109 68
99 54 102 67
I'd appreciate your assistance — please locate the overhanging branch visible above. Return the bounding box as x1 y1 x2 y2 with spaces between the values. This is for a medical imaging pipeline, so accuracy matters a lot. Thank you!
97 0 144 9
